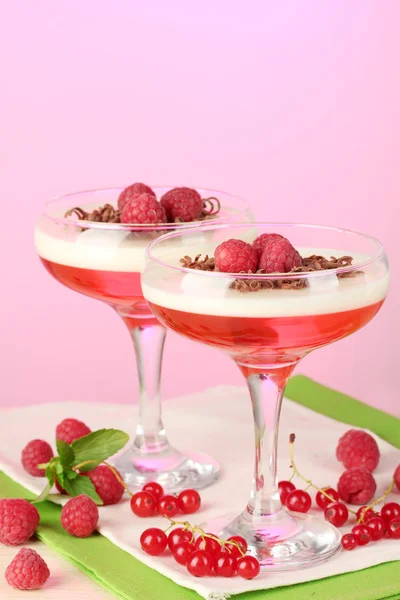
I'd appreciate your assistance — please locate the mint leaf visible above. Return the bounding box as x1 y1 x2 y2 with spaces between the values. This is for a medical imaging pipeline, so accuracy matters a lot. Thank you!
56 439 75 467
62 474 103 504
45 466 55 487
71 429 129 466
65 469 79 480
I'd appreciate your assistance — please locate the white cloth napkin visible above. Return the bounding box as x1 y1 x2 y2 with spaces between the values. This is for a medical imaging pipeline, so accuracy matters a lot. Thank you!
0 386 399 600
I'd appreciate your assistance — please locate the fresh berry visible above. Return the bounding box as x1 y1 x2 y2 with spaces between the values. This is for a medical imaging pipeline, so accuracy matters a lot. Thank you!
336 429 380 472
186 550 213 577
387 517 400 539
278 480 296 505
337 467 376 505
21 439 54 477
286 489 312 513
173 541 196 565
177 489 201 514
356 506 378 523
0 499 40 546
214 239 258 274
352 524 372 546
366 516 386 541
130 491 158 517
341 533 358 551
5 548 50 590
195 535 221 556
380 502 400 524
143 482 164 502
140 527 168 556
56 418 91 444
168 527 193 551
158 495 180 518
324 502 349 527
252 233 284 258
61 495 99 538
225 535 248 557
118 183 156 211
88 465 124 506
121 193 166 224
259 237 302 273
214 552 237 577
394 464 400 491
160 187 203 222
236 555 260 579
316 488 339 510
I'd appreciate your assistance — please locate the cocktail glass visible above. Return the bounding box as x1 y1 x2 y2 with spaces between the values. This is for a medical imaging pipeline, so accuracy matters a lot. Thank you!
34 187 249 490
142 222 389 570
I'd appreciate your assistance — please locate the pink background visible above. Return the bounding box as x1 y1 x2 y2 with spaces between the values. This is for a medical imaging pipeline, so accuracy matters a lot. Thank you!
1 2 397 416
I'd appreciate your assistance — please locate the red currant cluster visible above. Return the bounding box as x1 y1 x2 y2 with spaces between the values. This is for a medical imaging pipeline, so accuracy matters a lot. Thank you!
341 503 400 550
140 524 260 579
130 482 201 518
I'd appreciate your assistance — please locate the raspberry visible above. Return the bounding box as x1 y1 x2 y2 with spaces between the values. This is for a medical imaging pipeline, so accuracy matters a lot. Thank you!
88 465 124 505
21 439 53 477
56 418 91 444
337 467 377 505
0 499 40 546
160 187 203 222
394 464 400 491
121 193 166 224
259 237 302 273
5 548 50 590
118 182 156 211
61 495 99 538
252 233 284 258
214 239 258 274
336 429 380 472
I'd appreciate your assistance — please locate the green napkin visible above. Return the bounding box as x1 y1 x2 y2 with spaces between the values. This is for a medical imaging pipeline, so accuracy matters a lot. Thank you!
1 375 399 600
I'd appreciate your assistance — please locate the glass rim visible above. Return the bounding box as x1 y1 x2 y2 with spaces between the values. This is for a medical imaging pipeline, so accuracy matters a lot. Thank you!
41 185 248 231
146 221 386 280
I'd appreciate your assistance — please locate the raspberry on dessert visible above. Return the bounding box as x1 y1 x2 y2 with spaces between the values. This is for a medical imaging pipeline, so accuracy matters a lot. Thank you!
336 429 380 472
214 239 258 274
5 548 50 590
160 187 203 222
0 499 40 546
88 465 124 505
56 418 91 444
120 193 167 224
259 237 302 273
394 464 400 491
252 233 284 258
118 183 156 211
61 495 99 538
337 467 377 505
21 439 53 477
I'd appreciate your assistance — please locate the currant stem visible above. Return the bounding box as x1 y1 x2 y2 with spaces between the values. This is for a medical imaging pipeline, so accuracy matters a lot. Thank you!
165 517 245 556
357 478 395 523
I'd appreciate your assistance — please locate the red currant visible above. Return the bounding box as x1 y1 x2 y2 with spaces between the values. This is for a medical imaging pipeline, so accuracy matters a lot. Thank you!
214 552 237 577
356 506 377 523
324 502 349 527
278 480 296 505
381 502 400 525
177 489 201 514
225 535 248 557
140 527 167 556
286 490 312 513
143 482 164 501
186 550 213 577
131 491 158 517
352 524 372 546
236 555 260 579
315 488 339 510
158 495 180 518
366 516 386 541
195 534 221 556
388 517 400 539
168 527 193 551
173 541 196 565
341 533 358 551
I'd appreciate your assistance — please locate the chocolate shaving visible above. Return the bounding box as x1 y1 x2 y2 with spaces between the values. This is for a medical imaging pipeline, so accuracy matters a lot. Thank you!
64 204 121 223
180 254 215 271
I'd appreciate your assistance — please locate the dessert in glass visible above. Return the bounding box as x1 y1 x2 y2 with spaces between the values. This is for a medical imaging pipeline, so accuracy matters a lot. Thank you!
142 223 389 570
34 185 249 490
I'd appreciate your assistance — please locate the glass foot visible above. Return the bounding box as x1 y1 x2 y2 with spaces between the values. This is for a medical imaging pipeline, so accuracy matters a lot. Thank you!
202 509 341 571
111 445 220 492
